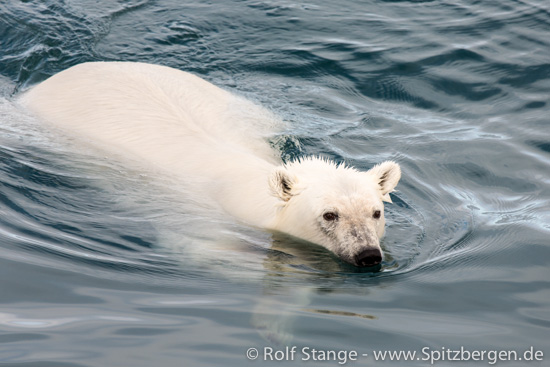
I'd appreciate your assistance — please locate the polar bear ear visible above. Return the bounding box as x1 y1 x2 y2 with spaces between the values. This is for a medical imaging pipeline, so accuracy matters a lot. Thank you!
269 167 297 202
367 161 401 203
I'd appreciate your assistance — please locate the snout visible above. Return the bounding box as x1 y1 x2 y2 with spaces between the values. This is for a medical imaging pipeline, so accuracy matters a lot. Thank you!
355 248 382 267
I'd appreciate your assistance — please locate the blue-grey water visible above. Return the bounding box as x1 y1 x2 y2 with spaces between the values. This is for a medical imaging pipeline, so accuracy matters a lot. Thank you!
1 1 549 366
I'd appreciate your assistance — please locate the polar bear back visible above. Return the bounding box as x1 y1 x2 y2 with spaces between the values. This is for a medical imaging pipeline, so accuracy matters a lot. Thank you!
20 62 281 175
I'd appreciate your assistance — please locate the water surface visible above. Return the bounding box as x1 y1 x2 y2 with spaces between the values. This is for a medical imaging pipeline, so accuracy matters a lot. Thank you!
1 0 549 366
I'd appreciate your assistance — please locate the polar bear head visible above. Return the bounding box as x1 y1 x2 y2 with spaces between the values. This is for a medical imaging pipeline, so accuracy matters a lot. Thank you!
269 158 401 268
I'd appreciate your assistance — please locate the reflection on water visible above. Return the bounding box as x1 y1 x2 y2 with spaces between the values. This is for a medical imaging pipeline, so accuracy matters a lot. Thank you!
304 309 376 320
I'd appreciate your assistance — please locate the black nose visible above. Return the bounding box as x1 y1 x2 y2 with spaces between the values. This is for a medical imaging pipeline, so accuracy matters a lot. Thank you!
355 248 382 267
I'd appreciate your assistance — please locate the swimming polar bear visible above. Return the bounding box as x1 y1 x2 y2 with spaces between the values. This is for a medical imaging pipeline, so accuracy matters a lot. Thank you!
20 62 401 267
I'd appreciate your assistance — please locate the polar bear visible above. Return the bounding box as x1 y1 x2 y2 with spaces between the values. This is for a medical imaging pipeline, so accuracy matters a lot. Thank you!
19 62 400 267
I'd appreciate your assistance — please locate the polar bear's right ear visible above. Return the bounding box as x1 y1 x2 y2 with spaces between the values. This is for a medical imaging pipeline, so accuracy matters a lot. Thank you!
269 167 297 202
366 161 401 202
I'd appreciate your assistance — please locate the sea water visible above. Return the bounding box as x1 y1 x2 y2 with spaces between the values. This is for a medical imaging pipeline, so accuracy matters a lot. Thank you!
0 1 549 366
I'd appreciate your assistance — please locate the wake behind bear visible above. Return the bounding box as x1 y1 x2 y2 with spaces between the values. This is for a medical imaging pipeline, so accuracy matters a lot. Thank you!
20 62 401 268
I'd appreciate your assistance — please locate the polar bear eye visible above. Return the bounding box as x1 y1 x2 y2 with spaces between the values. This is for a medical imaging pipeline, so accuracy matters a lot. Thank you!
323 212 338 221
373 210 381 219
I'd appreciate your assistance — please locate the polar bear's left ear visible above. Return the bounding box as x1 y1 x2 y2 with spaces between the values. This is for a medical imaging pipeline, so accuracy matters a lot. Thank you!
367 161 401 203
269 167 297 202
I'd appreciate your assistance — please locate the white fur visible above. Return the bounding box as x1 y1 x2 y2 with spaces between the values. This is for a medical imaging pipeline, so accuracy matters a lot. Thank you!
19 61 401 266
